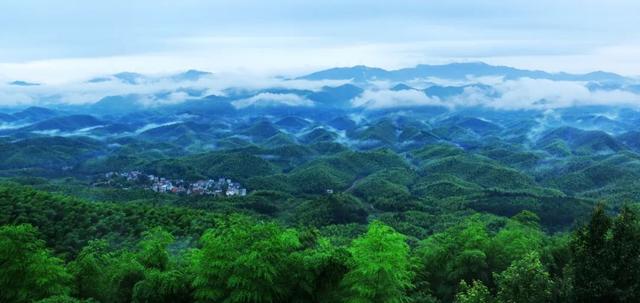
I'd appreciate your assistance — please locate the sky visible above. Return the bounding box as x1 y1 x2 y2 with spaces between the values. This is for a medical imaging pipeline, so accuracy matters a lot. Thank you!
1 0 639 83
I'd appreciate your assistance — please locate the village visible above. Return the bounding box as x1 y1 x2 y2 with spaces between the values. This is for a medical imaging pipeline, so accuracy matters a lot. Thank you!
98 171 248 197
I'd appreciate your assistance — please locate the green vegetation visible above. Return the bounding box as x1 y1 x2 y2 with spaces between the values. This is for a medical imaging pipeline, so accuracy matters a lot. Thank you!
3 107 640 302
2 184 640 303
0 225 71 303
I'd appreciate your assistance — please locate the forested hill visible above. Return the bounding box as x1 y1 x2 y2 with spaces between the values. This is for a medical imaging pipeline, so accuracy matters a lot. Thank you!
2 63 640 302
2 184 640 303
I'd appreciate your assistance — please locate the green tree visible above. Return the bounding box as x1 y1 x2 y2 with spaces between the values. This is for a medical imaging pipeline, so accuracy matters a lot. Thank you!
570 204 615 302
132 268 192 303
610 205 640 302
69 239 163 303
455 280 494 303
137 227 174 270
67 240 114 301
540 235 573 302
0 224 72 303
494 252 553 303
295 193 368 227
108 251 146 303
132 227 193 303
488 214 543 272
289 237 350 303
192 216 301 303
69 228 190 303
415 217 492 301
341 221 413 303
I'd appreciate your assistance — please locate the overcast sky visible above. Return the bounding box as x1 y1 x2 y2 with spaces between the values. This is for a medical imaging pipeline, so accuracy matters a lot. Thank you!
1 0 639 83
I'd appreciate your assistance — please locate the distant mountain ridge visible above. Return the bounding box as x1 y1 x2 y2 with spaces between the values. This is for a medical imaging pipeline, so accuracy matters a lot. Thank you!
299 62 628 82
8 80 41 86
87 69 212 84
2 63 638 117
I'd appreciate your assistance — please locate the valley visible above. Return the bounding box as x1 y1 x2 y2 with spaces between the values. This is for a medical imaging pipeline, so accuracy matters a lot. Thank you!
2 62 640 302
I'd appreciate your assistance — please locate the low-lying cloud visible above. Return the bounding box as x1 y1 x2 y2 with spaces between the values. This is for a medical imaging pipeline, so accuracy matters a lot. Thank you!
232 93 313 109
474 78 640 110
351 89 446 109
1 68 640 112
353 77 640 111
0 71 349 108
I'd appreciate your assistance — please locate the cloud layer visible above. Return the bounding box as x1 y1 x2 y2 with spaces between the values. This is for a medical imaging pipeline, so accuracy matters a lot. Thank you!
353 78 640 111
352 89 445 109
232 93 313 108
459 78 640 110
0 72 348 107
2 67 640 112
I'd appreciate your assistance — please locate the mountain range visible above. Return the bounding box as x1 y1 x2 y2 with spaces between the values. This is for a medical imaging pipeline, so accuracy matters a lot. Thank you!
1 62 639 216
3 62 638 116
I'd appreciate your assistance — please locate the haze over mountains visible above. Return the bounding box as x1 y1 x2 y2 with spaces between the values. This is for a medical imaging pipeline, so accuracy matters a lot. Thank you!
2 62 639 113
3 63 640 303
1 62 640 212
5 1 640 301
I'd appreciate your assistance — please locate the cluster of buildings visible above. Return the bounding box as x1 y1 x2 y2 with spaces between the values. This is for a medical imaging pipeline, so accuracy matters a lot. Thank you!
100 171 247 197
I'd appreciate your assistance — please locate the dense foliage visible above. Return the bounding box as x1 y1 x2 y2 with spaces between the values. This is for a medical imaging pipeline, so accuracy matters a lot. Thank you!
2 185 640 303
2 99 640 302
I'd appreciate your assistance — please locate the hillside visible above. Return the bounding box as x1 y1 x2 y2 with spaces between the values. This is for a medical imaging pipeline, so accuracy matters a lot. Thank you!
2 62 640 303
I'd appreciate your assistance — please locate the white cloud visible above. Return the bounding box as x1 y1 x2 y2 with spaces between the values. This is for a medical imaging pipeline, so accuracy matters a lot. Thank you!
351 89 447 109
135 121 182 134
2 64 640 112
351 77 640 111
0 122 28 130
0 89 35 106
1 0 640 83
484 78 640 110
232 93 313 109
0 68 353 107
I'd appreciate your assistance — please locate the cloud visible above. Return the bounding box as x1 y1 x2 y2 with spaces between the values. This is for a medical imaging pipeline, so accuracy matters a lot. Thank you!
0 122 29 130
0 68 353 108
481 78 640 110
2 0 640 82
0 89 35 106
2 64 640 112
0 75 212 106
349 77 640 111
232 93 314 109
29 125 108 138
527 109 561 142
135 121 182 134
351 89 447 109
